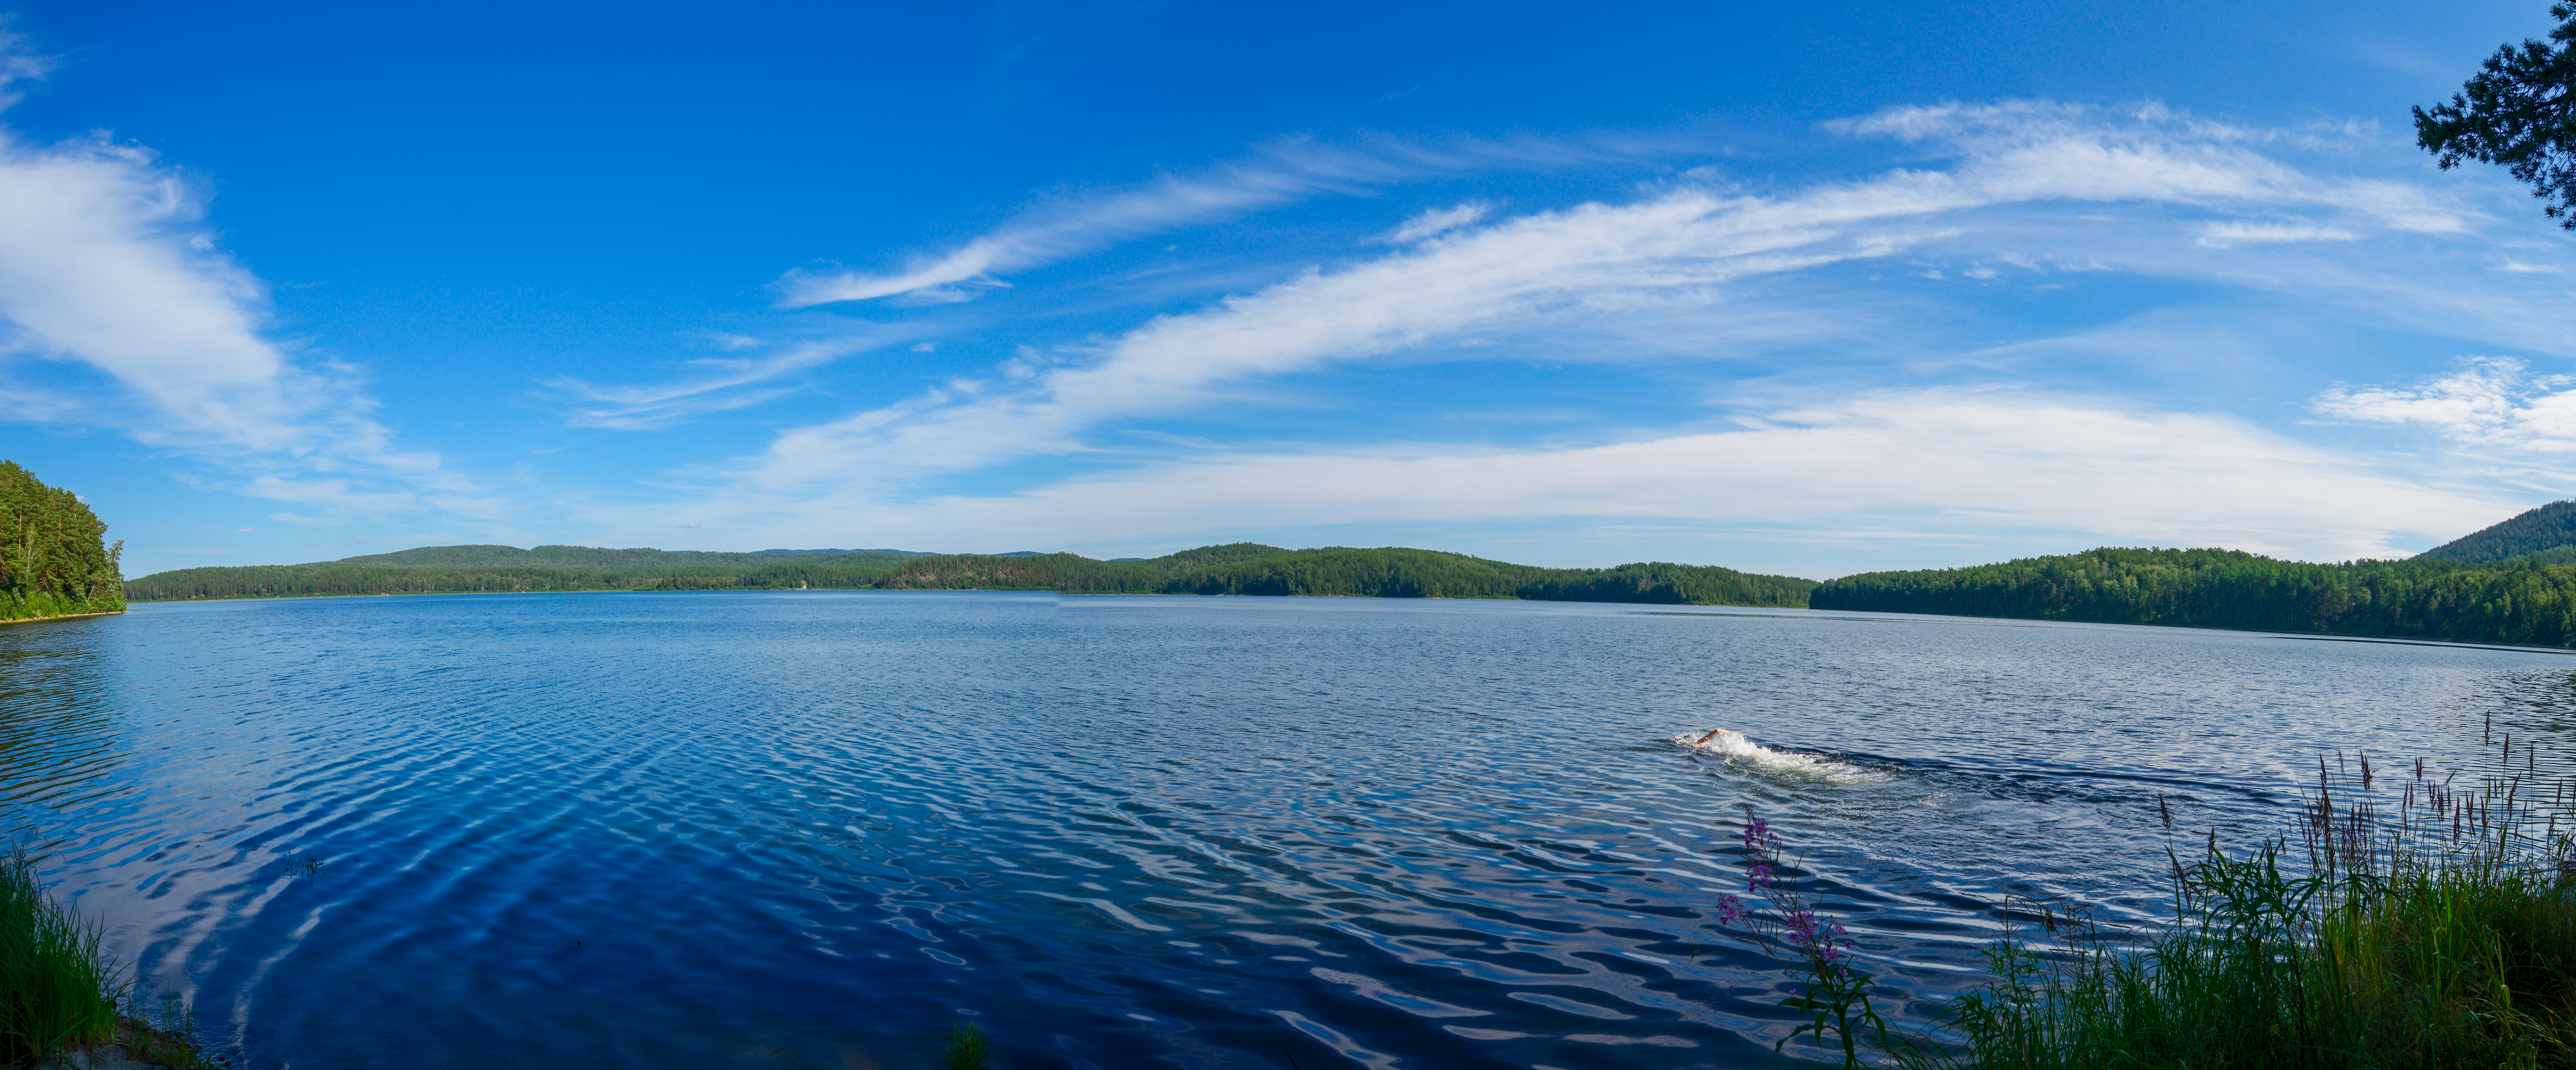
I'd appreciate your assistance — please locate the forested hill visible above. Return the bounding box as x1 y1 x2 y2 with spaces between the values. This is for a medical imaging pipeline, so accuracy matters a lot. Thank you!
2 461 125 622
129 530 2576 646
877 546 1817 606
124 546 930 601
1811 547 2576 647
2417 500 2576 564
325 544 932 569
125 542 1816 610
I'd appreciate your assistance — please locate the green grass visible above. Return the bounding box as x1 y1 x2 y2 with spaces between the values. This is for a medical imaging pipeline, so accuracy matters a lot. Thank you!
0 850 120 1065
1891 760 2576 1069
939 1023 992 1070
116 992 225 1070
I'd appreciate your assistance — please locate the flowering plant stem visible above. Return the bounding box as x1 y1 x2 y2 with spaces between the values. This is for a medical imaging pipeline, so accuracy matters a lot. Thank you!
1718 806 1891 1069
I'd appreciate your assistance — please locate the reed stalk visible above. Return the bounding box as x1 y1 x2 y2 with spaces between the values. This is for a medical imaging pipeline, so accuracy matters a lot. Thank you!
1886 754 2576 1069
0 850 120 1065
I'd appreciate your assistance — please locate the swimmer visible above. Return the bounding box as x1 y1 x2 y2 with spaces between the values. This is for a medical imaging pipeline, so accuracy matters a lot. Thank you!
1695 728 1739 746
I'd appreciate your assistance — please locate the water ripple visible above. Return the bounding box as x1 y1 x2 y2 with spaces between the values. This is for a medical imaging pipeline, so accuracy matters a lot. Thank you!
0 594 2566 1067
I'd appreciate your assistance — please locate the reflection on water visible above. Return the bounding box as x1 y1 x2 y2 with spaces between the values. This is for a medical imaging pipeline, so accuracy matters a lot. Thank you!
6 594 2575 1068
0 619 131 850
2482 667 2576 738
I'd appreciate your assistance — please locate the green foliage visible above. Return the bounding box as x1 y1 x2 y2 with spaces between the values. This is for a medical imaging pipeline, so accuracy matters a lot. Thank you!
324 544 542 567
0 850 121 1065
328 544 927 569
127 563 633 600
1161 547 1536 597
1137 542 1292 572
119 993 224 1070
129 543 1819 610
874 553 1125 592
1150 547 1815 605
1520 560 1818 607
122 551 918 601
1811 546 2576 647
0 461 124 623
1718 812 1889 1070
875 545 1817 606
2420 499 2576 564
1892 767 2576 1070
939 1023 991 1070
2417 2 2576 228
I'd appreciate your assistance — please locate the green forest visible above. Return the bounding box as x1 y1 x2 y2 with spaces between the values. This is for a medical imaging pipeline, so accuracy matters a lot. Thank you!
1 462 124 623
126 542 1818 609
1802 502 2576 646
116 497 2576 649
2414 499 2576 564
1813 546 2576 646
123 545 931 601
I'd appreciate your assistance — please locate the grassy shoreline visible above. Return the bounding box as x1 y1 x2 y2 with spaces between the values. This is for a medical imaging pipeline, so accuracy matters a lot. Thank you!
0 610 125 626
1736 754 2576 1069
0 851 221 1070
126 544 1818 610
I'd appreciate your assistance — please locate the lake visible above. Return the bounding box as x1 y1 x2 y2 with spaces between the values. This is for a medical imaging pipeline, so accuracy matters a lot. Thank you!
2 592 2568 1068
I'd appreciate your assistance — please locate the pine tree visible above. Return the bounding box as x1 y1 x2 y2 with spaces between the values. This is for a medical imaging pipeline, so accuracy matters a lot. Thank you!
2416 2 2576 226
0 462 124 622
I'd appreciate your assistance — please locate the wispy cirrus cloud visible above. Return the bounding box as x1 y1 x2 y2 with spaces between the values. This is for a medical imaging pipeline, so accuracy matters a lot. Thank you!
552 98 2576 575
546 332 915 430
0 31 480 521
1384 202 1491 243
726 102 2503 500
772 133 1691 307
2192 220 2357 247
1836 101 2467 234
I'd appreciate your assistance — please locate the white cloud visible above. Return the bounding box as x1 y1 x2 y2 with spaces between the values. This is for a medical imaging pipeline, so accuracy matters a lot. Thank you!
627 390 2501 568
1838 101 2467 234
546 334 906 430
0 33 474 520
1386 203 1490 243
2192 220 2357 247
773 143 1423 306
774 134 1690 306
2313 358 2576 452
727 102 2500 499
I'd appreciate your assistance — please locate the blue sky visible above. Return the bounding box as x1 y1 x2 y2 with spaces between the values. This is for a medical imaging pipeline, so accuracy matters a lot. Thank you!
4 0 2573 578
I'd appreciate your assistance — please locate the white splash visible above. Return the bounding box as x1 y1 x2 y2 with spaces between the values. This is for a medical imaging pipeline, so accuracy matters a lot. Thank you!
1672 729 1883 783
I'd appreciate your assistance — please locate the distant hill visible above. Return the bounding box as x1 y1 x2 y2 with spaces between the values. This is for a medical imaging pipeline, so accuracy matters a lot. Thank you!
2417 500 2576 564
752 548 932 557
125 542 1816 610
129 544 932 601
840 544 1816 606
1811 545 2576 647
321 544 910 569
1795 499 2576 649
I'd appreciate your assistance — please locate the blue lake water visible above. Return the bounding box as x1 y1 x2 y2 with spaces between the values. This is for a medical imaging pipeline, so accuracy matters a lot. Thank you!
3 592 2572 1068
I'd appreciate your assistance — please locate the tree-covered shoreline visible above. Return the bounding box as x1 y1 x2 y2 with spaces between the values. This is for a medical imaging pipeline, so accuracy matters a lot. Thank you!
125 542 1819 610
2 462 124 623
1813 546 2576 647
125 498 2576 649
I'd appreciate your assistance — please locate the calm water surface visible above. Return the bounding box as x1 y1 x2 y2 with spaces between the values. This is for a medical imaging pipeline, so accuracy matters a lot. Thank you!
4 592 2574 1069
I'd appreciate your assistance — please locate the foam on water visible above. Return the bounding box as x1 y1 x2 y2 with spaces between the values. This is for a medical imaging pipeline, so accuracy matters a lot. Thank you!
1673 728 1885 783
